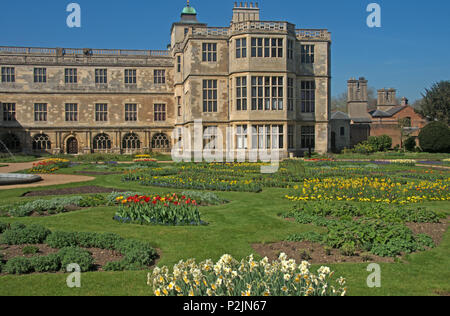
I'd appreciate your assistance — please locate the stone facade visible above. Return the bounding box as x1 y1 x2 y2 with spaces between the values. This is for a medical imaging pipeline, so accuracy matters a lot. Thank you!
0 2 332 158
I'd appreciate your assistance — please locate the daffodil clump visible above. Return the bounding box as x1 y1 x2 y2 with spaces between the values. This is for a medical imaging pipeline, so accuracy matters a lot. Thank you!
286 177 450 204
148 254 347 297
387 159 417 165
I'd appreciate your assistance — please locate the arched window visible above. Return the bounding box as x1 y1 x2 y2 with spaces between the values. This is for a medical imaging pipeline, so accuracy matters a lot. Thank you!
0 133 21 153
33 134 51 151
152 133 170 149
93 133 111 150
122 133 141 150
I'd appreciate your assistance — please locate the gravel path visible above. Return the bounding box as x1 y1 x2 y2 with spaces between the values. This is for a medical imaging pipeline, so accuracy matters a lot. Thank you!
0 162 95 190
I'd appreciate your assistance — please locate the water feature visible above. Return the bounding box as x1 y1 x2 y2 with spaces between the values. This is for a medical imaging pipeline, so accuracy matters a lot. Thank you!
0 139 16 161
0 173 42 186
0 140 42 186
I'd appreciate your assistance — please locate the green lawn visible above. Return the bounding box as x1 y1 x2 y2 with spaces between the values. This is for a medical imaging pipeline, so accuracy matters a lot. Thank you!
0 161 449 296
0 155 42 163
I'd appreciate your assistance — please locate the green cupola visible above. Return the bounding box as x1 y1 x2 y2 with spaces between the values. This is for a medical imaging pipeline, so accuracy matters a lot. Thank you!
182 1 197 15
179 0 201 24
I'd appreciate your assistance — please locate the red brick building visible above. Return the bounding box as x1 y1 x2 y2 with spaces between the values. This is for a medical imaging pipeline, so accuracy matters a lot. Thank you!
340 77 428 149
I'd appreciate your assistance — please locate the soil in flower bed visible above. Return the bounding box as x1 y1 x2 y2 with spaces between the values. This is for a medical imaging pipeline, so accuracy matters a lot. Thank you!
22 186 126 197
405 219 449 245
252 241 395 264
255 220 449 265
0 243 124 273
27 205 83 217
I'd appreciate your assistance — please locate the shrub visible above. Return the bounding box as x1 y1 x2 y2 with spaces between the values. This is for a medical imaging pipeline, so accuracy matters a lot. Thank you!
22 245 40 255
115 239 157 267
0 222 8 234
78 195 107 208
9 222 26 230
418 122 450 153
58 247 94 272
4 257 33 275
92 233 124 250
416 234 435 250
74 232 102 248
368 135 393 152
404 137 417 152
353 142 376 154
103 260 126 272
45 232 78 248
31 254 61 273
0 224 51 245
340 242 356 256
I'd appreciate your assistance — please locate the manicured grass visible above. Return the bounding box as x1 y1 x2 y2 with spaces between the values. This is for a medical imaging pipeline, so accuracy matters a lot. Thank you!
0 155 42 163
0 161 449 296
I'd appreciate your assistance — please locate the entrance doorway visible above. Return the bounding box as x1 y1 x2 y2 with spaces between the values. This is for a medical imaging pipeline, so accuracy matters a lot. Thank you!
67 137 78 155
331 132 336 152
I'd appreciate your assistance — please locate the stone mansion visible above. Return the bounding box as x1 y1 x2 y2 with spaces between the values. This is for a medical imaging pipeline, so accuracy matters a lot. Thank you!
0 2 332 158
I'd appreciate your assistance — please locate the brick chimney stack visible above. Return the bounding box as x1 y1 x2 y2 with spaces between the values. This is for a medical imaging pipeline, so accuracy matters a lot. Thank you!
377 88 397 111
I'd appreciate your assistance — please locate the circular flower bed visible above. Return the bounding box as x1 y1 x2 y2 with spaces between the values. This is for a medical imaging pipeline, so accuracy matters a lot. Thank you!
114 193 207 226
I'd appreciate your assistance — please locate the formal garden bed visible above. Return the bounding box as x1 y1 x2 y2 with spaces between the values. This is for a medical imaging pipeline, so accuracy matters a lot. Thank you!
148 254 348 296
112 191 227 226
22 186 126 197
0 195 109 217
0 222 159 275
278 201 447 259
0 156 449 296
1 190 228 220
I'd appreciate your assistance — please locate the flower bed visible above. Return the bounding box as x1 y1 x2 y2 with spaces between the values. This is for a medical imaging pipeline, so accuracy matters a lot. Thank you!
1 194 107 217
114 194 206 226
285 177 450 204
282 201 440 257
133 158 158 167
0 222 158 274
148 254 347 296
29 158 70 174
125 173 262 193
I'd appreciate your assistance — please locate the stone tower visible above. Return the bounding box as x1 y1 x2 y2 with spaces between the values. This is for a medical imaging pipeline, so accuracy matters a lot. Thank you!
377 88 397 111
232 2 260 22
347 77 370 120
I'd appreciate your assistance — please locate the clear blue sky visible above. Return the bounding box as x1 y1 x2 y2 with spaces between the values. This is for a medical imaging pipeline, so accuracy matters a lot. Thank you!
1 0 449 102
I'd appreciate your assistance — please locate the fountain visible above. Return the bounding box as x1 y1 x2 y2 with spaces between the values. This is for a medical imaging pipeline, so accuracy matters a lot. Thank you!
0 139 16 161
0 140 42 186
0 173 42 185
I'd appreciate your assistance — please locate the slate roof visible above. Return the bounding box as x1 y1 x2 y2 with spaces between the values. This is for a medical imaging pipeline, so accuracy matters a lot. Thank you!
330 111 350 120
370 110 392 118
